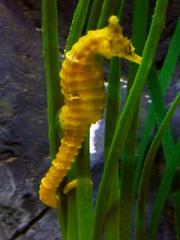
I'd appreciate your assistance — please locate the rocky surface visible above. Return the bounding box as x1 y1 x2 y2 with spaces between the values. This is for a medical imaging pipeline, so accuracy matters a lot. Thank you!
0 0 67 239
0 0 179 239
15 209 60 240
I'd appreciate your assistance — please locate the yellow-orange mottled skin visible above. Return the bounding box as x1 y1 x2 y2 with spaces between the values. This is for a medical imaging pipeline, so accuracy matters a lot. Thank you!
39 16 142 208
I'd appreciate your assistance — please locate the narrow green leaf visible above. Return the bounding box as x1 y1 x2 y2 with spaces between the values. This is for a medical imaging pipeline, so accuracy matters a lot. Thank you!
151 66 180 240
67 190 78 240
42 0 61 160
105 166 120 240
133 107 154 196
76 135 94 240
134 19 180 195
159 18 180 93
42 0 66 238
135 94 180 240
65 0 90 52
104 58 121 240
104 58 121 156
56 194 67 240
147 68 175 157
93 0 169 239
119 0 149 238
61 160 79 240
148 141 180 239
76 178 94 240
103 2 126 238
128 0 149 87
62 1 91 239
97 0 116 28
87 0 104 30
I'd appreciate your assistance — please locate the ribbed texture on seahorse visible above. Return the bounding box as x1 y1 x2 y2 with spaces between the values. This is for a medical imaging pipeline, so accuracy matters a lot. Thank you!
39 128 86 208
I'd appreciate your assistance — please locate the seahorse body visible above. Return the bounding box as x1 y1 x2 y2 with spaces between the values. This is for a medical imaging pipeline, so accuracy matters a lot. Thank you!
39 16 142 208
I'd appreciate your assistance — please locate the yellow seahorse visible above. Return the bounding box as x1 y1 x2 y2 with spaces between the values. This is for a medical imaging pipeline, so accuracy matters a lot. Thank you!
39 15 142 208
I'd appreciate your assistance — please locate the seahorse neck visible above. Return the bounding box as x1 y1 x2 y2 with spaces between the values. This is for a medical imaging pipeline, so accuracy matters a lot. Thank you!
68 32 103 64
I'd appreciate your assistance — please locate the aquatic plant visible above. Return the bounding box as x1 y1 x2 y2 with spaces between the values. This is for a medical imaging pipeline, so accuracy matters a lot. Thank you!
41 0 180 239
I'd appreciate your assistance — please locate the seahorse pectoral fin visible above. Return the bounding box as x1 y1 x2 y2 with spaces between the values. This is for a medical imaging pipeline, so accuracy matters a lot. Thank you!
123 52 142 65
63 179 78 194
63 178 93 194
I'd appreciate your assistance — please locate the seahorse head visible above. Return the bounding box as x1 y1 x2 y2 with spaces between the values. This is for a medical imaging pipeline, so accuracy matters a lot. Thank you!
97 16 142 64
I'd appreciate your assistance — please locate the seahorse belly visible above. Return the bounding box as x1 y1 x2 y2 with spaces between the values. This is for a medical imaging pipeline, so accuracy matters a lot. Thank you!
60 54 105 124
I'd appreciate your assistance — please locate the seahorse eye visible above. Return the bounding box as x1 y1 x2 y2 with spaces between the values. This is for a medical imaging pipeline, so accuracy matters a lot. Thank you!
125 44 132 55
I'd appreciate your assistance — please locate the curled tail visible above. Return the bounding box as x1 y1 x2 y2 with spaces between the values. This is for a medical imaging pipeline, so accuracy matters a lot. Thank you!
39 128 86 208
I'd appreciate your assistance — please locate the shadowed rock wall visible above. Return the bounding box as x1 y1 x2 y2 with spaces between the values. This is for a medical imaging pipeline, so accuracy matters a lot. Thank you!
0 0 76 239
